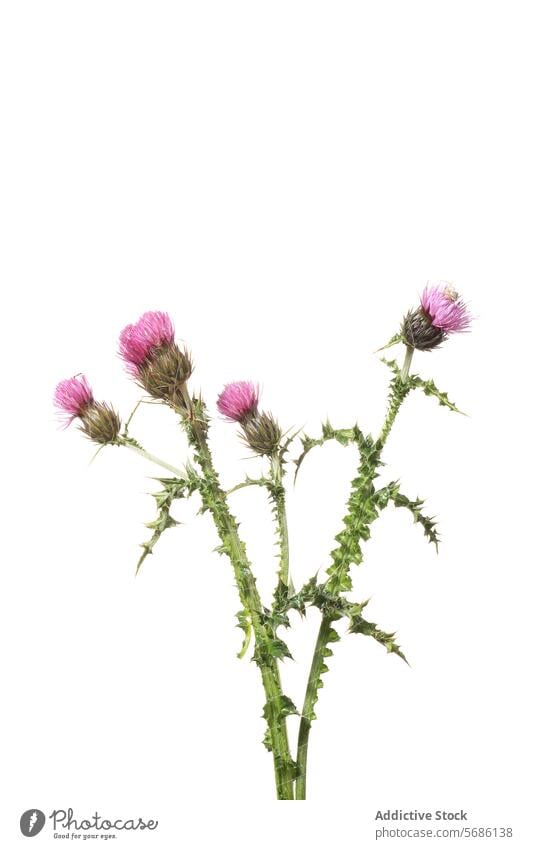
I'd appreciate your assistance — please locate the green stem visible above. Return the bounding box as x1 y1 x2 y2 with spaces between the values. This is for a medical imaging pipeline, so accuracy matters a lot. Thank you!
120 439 186 478
400 344 414 382
295 616 332 800
182 399 295 799
295 347 415 797
271 453 293 596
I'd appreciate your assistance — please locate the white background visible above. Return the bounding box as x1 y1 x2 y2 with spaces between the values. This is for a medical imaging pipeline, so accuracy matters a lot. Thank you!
1 2 532 846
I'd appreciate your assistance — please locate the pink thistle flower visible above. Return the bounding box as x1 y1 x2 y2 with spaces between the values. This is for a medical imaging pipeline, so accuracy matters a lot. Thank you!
421 283 471 333
53 375 94 426
217 381 260 423
119 311 175 373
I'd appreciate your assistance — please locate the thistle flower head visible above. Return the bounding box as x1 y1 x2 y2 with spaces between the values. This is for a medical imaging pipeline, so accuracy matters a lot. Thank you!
119 311 193 408
54 375 94 425
420 283 471 333
402 283 471 351
217 381 260 423
54 375 121 444
119 311 175 373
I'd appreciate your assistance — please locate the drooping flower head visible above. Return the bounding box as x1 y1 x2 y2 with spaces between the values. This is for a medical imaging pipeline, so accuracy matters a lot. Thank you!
119 311 192 408
217 381 259 423
402 283 472 351
54 375 121 444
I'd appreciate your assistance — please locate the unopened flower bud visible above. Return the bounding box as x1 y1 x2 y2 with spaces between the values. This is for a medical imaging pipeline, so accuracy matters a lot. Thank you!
54 376 121 444
119 311 192 408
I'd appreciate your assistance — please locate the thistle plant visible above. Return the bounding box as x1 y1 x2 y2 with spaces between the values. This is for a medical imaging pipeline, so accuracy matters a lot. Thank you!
54 285 472 800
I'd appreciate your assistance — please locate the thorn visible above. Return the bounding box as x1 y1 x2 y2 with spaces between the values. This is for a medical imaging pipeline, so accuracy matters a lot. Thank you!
88 444 106 465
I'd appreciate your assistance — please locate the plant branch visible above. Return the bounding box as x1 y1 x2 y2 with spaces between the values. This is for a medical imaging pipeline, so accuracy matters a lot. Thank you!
295 345 415 797
295 616 338 800
180 393 296 799
270 452 293 599
119 436 187 478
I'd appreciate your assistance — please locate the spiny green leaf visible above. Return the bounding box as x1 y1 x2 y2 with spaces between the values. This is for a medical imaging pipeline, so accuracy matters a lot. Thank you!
135 475 197 575
376 333 402 352
278 694 299 718
380 357 466 415
391 490 439 550
226 475 270 495
275 576 319 616
263 727 273 752
278 428 301 466
253 636 293 664
348 614 408 664
300 620 340 725
378 367 412 446
410 375 466 415
145 513 178 533
228 465 292 607
266 638 293 660
326 626 341 643
262 695 298 741
236 609 253 659
373 482 439 550
374 479 401 509
380 356 401 376
294 421 365 479
325 433 383 594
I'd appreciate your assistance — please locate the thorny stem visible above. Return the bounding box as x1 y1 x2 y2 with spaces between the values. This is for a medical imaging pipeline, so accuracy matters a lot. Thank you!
271 453 293 596
378 346 414 446
295 347 414 798
295 616 332 799
180 389 295 800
